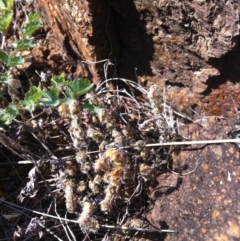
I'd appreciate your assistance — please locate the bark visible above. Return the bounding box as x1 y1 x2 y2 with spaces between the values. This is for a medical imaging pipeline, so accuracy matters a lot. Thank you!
35 0 154 85
35 0 239 90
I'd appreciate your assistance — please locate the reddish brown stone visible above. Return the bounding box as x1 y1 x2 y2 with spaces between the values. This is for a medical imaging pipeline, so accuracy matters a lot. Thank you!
148 118 240 241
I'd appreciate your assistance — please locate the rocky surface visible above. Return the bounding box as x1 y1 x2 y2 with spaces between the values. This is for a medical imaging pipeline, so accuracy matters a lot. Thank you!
147 118 240 241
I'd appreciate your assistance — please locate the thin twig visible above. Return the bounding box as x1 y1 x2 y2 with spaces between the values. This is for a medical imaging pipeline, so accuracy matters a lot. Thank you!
101 225 174 233
86 138 240 155
54 199 76 241
64 212 77 241
145 139 240 147
9 117 54 156
0 160 33 165
96 77 147 94
167 159 201 176
0 200 175 234
38 222 64 241
100 89 140 107
81 59 110 64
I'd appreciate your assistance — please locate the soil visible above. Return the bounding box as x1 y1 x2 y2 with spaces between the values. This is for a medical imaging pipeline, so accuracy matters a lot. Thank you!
0 0 240 241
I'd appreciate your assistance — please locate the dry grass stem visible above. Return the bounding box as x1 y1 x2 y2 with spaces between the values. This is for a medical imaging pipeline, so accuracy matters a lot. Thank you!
145 138 240 147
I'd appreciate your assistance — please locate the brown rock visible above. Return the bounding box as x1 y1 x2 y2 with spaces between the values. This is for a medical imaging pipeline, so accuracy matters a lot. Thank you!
201 81 240 118
148 118 240 241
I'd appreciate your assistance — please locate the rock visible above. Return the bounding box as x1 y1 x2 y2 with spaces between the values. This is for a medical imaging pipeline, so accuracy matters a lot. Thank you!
148 117 240 240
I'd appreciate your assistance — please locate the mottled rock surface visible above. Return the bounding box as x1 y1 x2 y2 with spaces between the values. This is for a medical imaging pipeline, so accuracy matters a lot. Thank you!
147 118 240 241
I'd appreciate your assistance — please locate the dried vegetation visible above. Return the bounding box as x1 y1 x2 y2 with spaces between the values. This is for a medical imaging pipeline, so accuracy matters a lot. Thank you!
0 1 240 241
1 69 185 240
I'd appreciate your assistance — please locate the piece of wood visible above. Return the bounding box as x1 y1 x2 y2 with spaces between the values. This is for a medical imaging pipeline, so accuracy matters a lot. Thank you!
35 0 239 96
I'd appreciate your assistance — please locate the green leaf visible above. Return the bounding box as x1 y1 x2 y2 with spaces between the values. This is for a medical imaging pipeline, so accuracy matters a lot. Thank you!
51 73 69 89
11 39 36 51
0 50 8 64
40 88 60 107
20 86 42 112
0 10 13 34
28 12 41 22
6 103 18 117
0 73 10 84
0 0 14 11
63 98 74 105
0 0 5 9
22 21 42 36
0 103 17 127
66 78 94 99
7 55 25 67
83 99 103 116
0 111 12 126
6 0 14 10
20 99 36 112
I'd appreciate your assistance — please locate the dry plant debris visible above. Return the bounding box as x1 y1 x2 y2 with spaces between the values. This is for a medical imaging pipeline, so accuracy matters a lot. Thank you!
1 73 240 240
53 82 181 234
0 70 186 239
0 1 240 241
